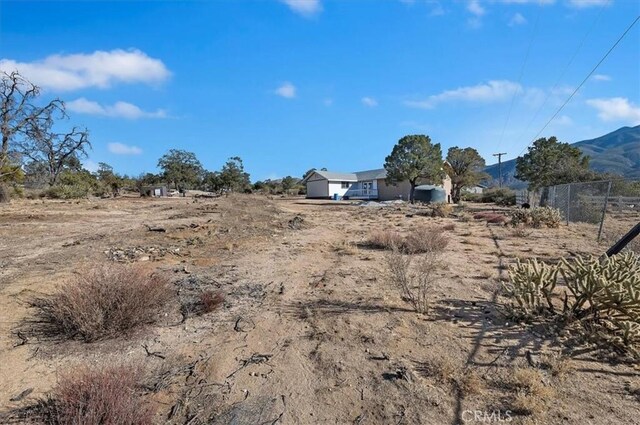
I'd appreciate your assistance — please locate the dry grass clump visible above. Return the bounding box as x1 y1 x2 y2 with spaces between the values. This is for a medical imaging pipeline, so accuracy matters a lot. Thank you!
370 226 449 254
26 265 173 342
369 229 404 250
37 363 154 425
511 226 532 238
416 356 484 396
430 203 453 217
507 368 555 416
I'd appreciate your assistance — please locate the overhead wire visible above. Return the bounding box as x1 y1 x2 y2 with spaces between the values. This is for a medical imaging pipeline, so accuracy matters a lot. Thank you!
517 13 640 157
495 7 542 153
513 0 609 150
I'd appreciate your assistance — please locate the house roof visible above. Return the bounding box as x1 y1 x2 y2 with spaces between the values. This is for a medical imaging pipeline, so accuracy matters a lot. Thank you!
355 168 387 180
303 168 388 183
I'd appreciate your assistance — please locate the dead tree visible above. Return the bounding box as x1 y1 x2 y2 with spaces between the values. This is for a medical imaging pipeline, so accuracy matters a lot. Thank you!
0 71 64 200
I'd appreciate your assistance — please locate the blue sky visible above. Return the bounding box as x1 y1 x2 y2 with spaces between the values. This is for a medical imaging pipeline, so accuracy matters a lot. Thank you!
1 0 639 181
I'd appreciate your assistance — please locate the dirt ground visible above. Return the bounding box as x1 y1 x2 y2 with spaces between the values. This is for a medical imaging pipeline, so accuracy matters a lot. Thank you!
0 195 638 424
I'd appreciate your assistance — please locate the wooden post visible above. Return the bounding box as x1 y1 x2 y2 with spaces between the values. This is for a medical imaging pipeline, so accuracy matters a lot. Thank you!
597 181 612 242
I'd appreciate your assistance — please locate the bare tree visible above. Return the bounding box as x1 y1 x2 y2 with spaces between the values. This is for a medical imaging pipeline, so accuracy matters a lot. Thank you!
1 71 64 200
20 125 91 185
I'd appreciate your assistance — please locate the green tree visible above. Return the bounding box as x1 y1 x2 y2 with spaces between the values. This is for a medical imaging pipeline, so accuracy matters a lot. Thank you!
281 176 297 192
515 137 592 190
219 156 250 193
157 149 203 191
96 162 122 196
384 134 444 203
202 170 223 193
444 147 487 203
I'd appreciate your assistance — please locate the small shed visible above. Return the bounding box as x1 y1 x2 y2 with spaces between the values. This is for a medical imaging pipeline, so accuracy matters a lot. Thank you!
140 185 168 197
414 185 447 203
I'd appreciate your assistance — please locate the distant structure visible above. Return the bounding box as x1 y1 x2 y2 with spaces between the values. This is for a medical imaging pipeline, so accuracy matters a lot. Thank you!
302 168 452 202
140 185 168 197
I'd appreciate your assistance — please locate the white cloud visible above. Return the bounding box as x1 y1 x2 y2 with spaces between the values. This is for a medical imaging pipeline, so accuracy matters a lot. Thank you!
67 98 167 119
467 0 486 16
586 97 640 124
361 97 378 107
0 49 170 92
280 0 322 17
592 74 611 82
494 0 555 4
509 12 527 26
567 0 611 8
83 159 99 173
108 142 143 155
405 80 521 109
275 82 296 98
553 115 573 126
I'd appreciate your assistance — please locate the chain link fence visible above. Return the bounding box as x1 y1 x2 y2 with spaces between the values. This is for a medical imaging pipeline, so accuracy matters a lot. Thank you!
518 179 640 242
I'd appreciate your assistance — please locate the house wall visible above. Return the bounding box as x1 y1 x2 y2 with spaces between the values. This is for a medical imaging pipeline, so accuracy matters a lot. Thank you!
377 179 412 201
328 181 352 198
306 177 329 198
377 177 453 202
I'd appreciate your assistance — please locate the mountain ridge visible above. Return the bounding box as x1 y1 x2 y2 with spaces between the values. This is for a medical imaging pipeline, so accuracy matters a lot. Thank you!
484 125 640 188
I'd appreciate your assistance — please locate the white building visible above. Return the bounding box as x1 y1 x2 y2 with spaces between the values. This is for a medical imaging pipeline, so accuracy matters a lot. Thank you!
302 168 452 202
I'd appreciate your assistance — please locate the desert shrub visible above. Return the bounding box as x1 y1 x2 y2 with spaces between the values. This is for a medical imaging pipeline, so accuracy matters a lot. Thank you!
478 188 516 206
511 226 532 238
430 203 453 217
504 252 640 354
461 192 481 202
26 265 173 342
44 170 105 199
386 249 440 314
403 226 449 254
510 206 562 228
473 211 508 224
37 363 154 425
369 227 448 254
369 230 404 250
181 290 224 319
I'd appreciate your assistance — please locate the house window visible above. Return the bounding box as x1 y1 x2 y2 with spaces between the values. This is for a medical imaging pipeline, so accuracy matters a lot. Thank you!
341 182 350 189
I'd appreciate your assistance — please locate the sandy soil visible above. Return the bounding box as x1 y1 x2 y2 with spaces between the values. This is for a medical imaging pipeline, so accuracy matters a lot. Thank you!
0 195 638 424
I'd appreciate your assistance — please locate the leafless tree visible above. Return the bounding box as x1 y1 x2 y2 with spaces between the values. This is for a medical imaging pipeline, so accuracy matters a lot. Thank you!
20 124 91 185
1 71 65 199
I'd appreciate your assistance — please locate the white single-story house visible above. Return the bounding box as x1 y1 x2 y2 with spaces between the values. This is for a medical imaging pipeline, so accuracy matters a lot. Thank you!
464 184 487 194
302 168 452 202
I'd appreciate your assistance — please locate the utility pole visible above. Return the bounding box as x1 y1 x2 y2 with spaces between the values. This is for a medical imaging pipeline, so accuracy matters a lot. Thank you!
493 152 507 188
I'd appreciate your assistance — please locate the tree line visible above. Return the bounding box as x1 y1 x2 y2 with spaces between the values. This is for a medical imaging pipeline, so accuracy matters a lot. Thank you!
0 71 305 201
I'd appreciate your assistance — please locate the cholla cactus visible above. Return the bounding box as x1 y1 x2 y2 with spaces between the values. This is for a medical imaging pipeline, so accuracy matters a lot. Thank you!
506 252 640 353
504 259 559 318
561 252 640 348
509 206 562 228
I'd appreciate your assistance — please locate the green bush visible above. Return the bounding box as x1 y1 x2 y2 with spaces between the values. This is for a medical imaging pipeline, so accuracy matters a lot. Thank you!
45 170 102 199
463 188 516 206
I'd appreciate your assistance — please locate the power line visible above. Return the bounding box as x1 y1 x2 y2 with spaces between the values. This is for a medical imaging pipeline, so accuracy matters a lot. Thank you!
496 8 542 152
493 152 507 188
518 13 640 157
513 0 609 148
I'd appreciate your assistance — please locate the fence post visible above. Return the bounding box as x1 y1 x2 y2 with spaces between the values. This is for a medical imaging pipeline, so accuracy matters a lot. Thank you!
597 181 612 242
566 184 571 225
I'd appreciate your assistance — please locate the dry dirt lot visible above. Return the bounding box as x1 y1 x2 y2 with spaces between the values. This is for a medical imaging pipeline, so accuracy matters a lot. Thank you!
0 195 638 424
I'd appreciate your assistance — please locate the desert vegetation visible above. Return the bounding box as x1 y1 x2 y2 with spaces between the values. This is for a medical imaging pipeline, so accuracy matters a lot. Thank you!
1 193 639 424
23 265 173 342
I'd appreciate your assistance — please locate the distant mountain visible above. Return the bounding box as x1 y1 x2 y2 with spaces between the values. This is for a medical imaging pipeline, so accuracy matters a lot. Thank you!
484 125 640 188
